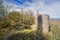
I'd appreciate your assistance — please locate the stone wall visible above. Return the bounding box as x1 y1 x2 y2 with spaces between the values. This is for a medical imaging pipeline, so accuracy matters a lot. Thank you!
31 14 49 34
42 14 49 34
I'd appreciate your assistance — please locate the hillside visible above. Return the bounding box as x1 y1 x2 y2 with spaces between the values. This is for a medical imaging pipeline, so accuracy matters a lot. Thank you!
49 19 60 40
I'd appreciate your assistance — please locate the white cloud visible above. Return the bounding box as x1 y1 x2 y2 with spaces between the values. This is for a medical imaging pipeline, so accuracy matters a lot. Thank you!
4 0 60 19
39 2 60 18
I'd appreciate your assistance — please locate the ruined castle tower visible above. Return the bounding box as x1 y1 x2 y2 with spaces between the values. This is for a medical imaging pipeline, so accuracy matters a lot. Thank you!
42 14 49 33
31 10 49 34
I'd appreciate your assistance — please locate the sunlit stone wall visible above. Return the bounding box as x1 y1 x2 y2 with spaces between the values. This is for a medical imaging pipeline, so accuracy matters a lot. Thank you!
42 14 49 34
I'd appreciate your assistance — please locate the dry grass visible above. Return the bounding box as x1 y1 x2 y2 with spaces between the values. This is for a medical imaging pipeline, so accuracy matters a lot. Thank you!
48 20 60 40
15 29 34 34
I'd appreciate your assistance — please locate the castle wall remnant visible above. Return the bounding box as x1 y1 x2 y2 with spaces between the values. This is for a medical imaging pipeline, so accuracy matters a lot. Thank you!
31 11 49 34
42 14 49 33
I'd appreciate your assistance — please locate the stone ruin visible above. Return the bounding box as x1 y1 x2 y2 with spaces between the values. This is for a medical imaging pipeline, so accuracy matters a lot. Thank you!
31 10 50 34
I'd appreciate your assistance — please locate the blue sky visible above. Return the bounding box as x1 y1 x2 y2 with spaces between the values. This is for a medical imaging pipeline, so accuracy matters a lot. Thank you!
4 0 60 19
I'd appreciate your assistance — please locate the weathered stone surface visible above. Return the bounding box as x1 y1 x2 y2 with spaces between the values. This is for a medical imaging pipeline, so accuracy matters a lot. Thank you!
31 11 49 34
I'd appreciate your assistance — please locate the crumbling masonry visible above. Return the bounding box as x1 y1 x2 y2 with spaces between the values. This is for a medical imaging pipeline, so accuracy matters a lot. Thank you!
31 10 49 34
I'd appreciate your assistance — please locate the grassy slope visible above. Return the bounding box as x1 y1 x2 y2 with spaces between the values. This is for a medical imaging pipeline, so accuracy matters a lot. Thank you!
49 20 60 40
1 19 60 40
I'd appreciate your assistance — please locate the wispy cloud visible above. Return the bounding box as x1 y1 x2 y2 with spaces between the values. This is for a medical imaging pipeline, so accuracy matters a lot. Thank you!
5 0 60 19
